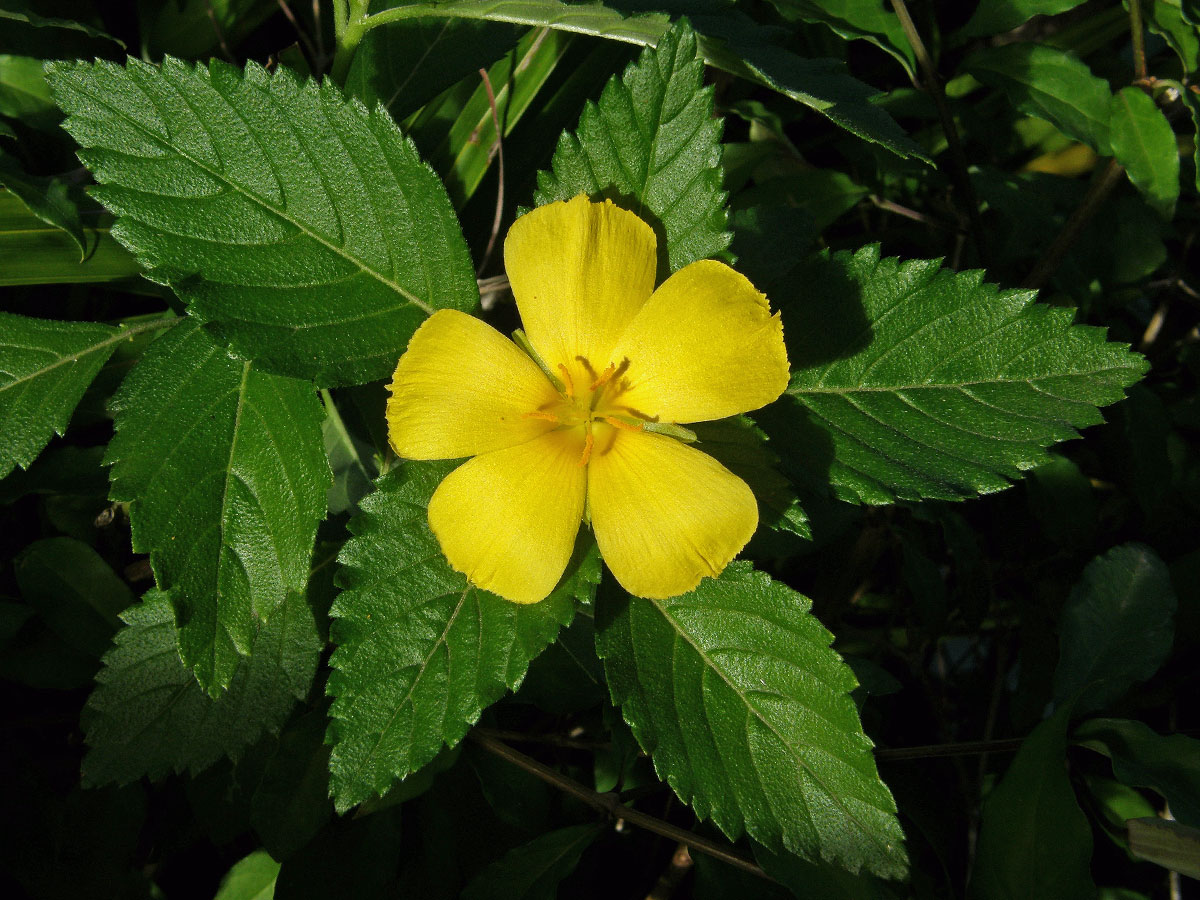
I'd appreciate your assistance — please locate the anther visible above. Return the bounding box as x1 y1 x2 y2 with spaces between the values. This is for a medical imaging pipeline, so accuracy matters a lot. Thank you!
521 411 562 423
590 363 616 391
602 416 645 433
578 430 594 467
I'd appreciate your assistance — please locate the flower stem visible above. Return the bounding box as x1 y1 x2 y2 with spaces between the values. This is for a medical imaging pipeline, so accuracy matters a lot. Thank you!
330 0 371 84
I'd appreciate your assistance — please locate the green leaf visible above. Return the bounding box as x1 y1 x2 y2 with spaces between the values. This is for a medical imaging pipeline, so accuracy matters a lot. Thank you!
106 318 330 696
970 707 1095 900
1141 0 1200 71
14 537 131 658
320 389 377 517
535 19 729 273
1109 86 1179 219
780 246 1148 504
964 43 1112 153
0 188 140 285
958 0 1090 38
415 26 577 208
81 587 321 786
214 850 280 900
0 311 135 478
0 7 125 49
138 0 275 59
46 57 478 386
365 0 928 161
250 708 334 861
327 462 585 811
1127 818 1200 879
0 54 57 127
0 149 87 255
1054 544 1177 715
595 563 907 879
1184 85 1200 193
761 0 916 79
460 824 602 900
1075 717 1200 827
345 17 521 119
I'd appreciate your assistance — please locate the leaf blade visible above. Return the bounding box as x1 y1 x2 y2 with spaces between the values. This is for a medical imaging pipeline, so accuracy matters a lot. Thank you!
535 19 729 273
1109 86 1180 219
46 57 478 386
105 318 330 695
82 588 322 787
0 311 125 477
327 462 587 811
595 563 907 879
777 246 1147 504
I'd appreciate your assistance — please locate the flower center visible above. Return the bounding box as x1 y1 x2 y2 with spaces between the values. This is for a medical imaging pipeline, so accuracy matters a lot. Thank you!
522 355 651 465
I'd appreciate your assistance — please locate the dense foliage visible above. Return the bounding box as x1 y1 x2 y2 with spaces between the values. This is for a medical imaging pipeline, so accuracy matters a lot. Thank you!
1 1 1197 898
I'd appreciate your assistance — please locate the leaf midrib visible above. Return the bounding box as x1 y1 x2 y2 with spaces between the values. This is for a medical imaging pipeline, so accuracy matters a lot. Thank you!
651 596 896 859
65 72 435 316
789 365 1135 395
341 585 471 793
0 318 170 394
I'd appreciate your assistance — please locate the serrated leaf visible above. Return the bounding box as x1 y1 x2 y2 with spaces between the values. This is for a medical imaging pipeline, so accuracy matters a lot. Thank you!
595 562 907 879
1075 717 1200 827
46 57 478 386
964 43 1112 153
327 462 584 811
0 312 134 478
780 246 1147 504
14 537 131 658
461 824 602 900
81 588 321 786
106 318 330 695
1054 544 1177 715
368 0 928 161
957 0 1090 38
535 20 729 273
1109 86 1179 219
0 188 140 285
970 707 1095 900
250 707 334 861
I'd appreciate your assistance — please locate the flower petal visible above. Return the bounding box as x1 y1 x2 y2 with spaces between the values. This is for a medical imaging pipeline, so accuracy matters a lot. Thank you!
610 259 790 424
387 309 560 459
505 195 657 380
428 429 587 604
587 428 757 599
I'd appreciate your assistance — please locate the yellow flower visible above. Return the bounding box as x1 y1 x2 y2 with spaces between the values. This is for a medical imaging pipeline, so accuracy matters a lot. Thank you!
386 195 789 603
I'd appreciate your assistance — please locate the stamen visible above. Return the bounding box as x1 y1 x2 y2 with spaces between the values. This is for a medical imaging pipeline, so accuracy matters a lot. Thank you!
578 429 594 467
556 363 575 400
602 415 645 433
574 356 598 382
643 421 698 443
590 362 616 391
521 410 562 423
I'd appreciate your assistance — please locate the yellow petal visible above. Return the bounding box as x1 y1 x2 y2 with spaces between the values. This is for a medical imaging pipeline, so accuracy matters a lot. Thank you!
504 195 657 383
611 259 790 424
428 429 587 604
387 309 560 460
587 428 757 599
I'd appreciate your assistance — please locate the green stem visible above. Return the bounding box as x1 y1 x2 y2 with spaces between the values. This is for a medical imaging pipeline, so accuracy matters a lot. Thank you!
330 0 371 84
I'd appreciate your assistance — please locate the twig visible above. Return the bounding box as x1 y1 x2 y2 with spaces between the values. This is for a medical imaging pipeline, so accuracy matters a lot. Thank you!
869 194 957 231
1022 158 1125 290
1129 0 1148 81
476 68 506 277
876 738 1025 761
275 0 319 64
468 730 773 881
1140 299 1170 351
888 0 988 266
313 0 326 66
